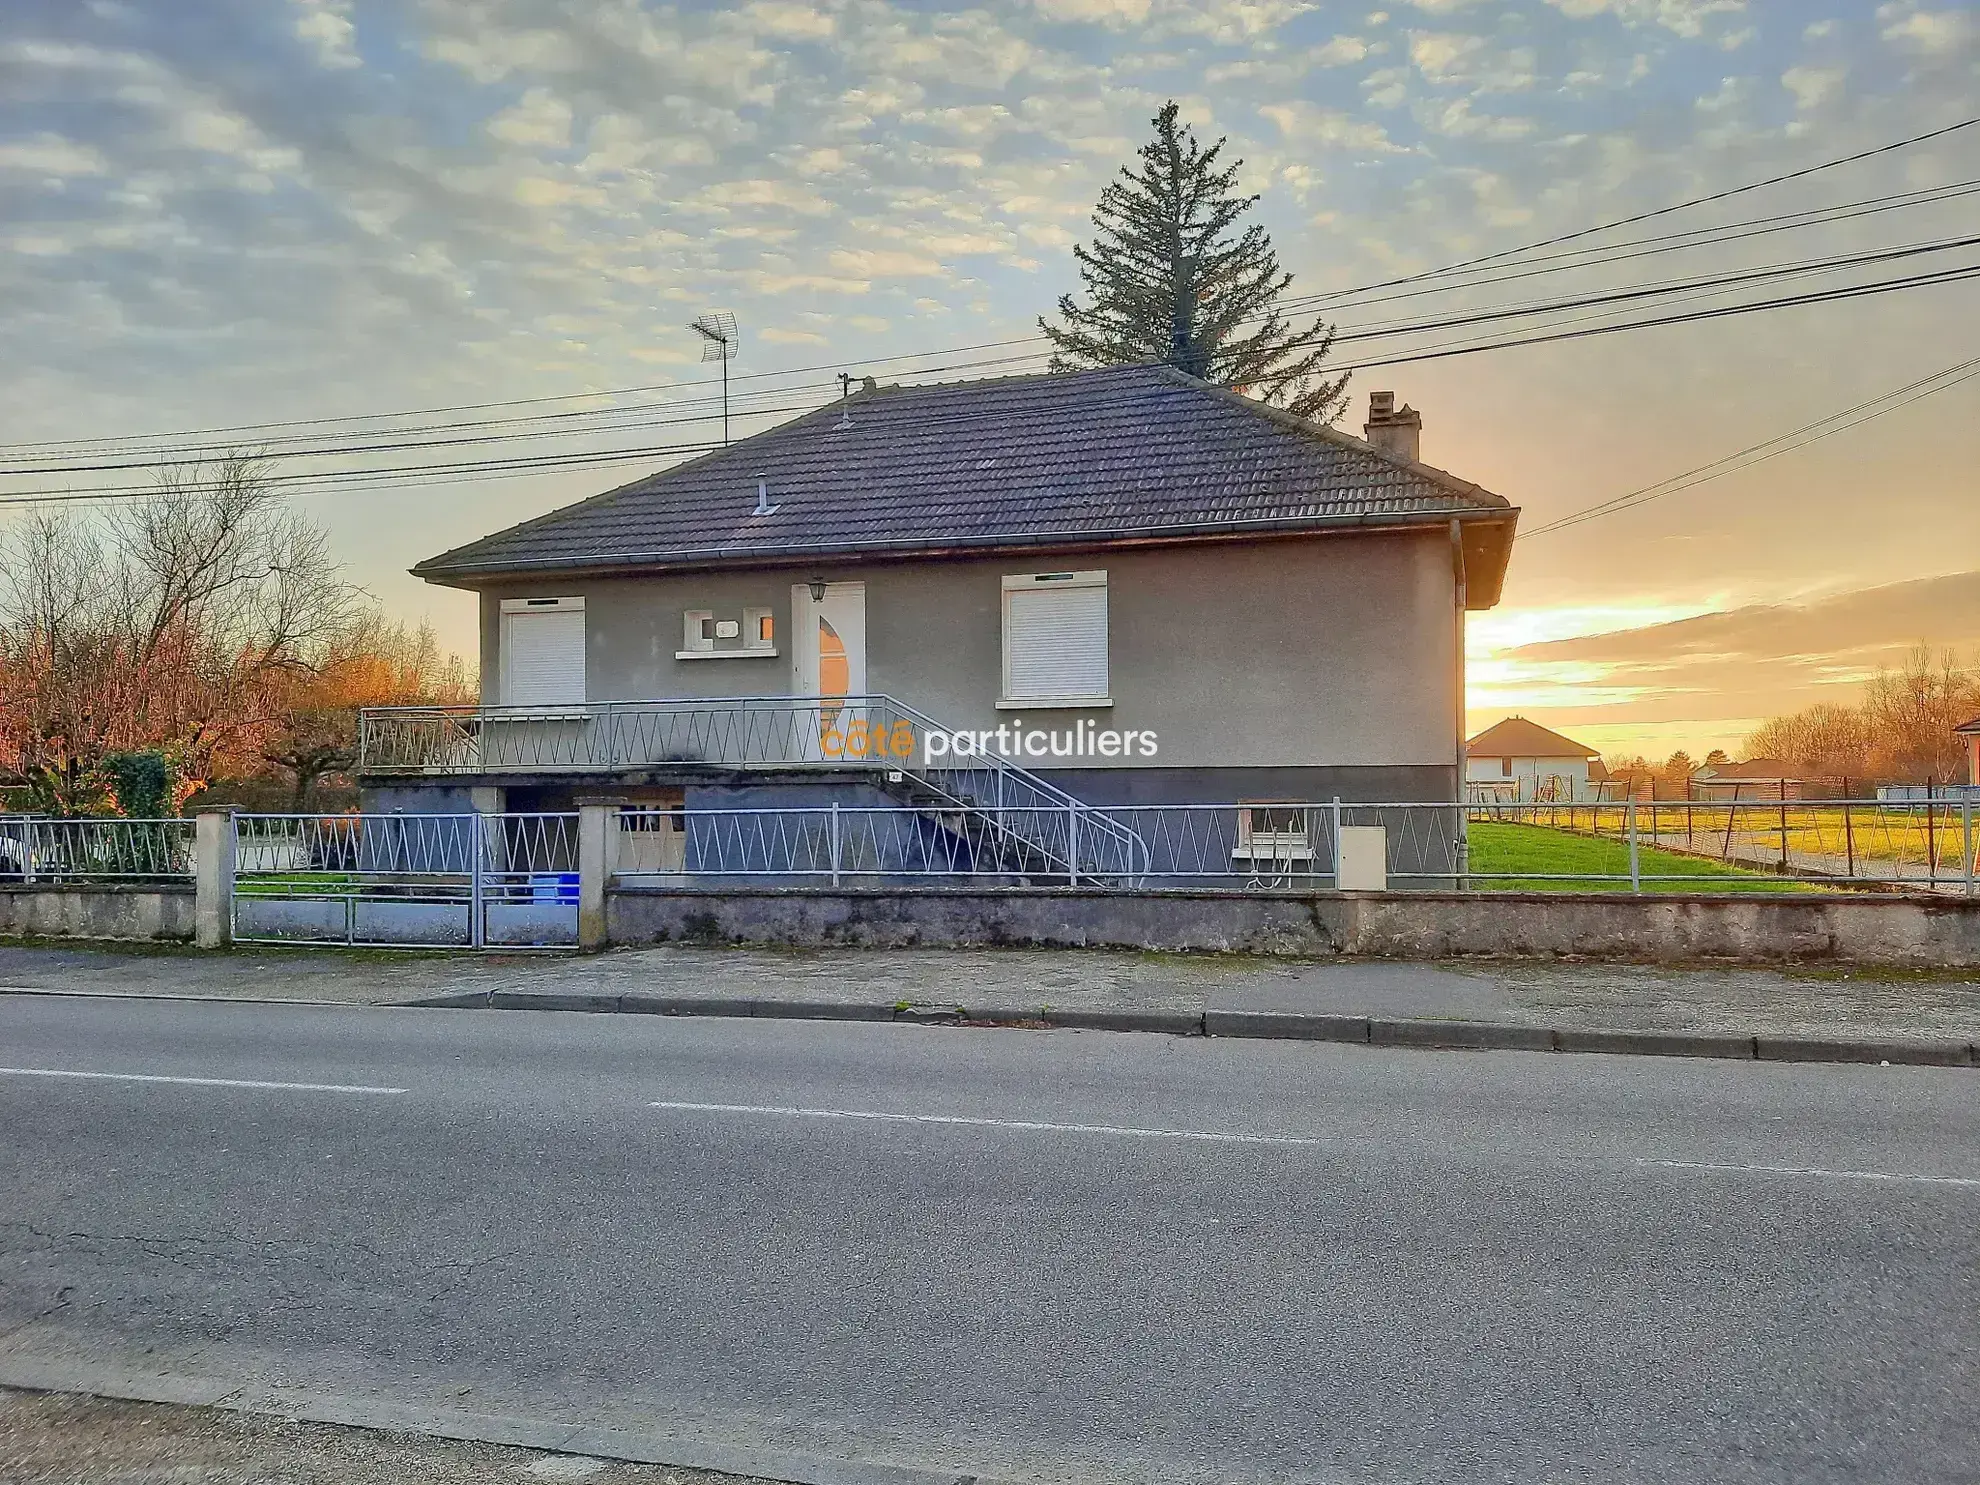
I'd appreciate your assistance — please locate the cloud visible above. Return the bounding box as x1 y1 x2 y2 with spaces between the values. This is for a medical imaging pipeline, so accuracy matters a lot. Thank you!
289 0 360 69
487 87 574 148
0 133 109 176
1876 3 1976 53
741 1 837 39
1542 0 1747 38
1408 31 1538 89
1258 101 1401 152
1780 64 1844 110
1490 572 1980 727
1029 0 1155 22
827 246 947 278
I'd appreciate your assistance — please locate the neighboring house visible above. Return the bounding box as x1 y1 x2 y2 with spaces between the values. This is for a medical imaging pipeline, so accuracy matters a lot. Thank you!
363 366 1518 859
1961 717 1980 788
1690 758 1804 801
1463 717 1603 802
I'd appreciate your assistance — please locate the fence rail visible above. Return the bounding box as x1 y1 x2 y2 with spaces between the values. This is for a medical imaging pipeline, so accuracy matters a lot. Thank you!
0 817 195 882
616 798 1979 893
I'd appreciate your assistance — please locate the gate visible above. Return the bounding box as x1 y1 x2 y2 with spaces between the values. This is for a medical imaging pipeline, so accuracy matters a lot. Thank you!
232 812 579 948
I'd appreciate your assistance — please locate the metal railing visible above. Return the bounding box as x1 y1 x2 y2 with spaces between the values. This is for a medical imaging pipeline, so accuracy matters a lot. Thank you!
361 695 1149 884
612 798 1980 894
0 816 195 882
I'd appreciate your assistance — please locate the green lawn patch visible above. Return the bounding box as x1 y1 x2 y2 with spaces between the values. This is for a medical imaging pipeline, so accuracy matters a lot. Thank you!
1466 822 1817 893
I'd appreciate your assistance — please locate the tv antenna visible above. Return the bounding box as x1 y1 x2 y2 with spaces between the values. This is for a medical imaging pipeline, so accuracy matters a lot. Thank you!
689 310 739 444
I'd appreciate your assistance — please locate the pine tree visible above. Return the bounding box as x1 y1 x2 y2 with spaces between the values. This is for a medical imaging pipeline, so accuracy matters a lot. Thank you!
1040 101 1349 422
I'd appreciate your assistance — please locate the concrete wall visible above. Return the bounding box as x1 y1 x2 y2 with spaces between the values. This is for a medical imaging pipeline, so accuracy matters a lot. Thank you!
607 885 1980 966
475 529 1461 774
0 885 195 942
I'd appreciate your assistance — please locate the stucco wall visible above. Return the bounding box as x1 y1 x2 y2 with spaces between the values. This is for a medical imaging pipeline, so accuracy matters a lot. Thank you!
475 529 1460 773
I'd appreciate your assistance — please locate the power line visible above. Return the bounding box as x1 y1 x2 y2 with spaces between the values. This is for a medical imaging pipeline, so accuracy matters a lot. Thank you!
1329 262 1980 372
1520 356 1980 538
1283 180 1980 317
3 261 1971 512
1327 234 1980 344
9 233 1969 480
1278 114 1980 310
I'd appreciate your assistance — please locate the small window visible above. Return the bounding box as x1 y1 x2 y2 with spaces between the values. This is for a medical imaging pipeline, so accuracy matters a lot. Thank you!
683 610 714 653
1235 804 1312 862
744 607 775 651
1002 570 1108 706
1502 756 1513 776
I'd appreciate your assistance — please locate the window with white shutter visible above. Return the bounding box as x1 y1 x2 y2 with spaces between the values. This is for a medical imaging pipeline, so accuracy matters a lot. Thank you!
1001 571 1109 706
499 597 585 707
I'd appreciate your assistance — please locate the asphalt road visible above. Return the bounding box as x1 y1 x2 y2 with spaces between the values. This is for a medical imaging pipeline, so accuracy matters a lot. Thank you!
2 996 1976 1485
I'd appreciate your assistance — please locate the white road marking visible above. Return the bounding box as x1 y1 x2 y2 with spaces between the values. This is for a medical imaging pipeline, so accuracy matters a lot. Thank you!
0 1066 408 1095
647 1099 1328 1146
1636 1157 1980 1189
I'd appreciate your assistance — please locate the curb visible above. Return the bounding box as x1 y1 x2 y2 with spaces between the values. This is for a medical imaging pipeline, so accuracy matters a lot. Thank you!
432 989 1980 1068
0 1358 991 1485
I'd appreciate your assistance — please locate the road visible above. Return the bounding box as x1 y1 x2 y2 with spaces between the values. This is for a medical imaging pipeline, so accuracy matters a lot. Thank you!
2 995 1976 1485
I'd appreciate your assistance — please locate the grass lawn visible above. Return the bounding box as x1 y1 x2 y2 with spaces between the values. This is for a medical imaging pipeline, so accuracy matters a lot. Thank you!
1465 822 1817 892
235 872 357 895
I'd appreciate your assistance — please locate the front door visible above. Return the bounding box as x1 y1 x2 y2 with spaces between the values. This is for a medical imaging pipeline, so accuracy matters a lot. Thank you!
792 582 866 760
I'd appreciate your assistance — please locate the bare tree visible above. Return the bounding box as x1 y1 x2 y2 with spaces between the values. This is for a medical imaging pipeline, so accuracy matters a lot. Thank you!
1746 702 1875 781
1862 644 1977 784
1743 645 1977 788
0 454 361 811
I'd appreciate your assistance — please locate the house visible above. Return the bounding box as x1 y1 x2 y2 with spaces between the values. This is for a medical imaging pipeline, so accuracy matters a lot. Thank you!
1961 717 1980 788
1689 758 1803 801
362 367 1517 872
1463 717 1603 802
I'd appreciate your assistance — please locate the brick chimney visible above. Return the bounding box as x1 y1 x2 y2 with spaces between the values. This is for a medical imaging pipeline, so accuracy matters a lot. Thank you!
1363 390 1422 464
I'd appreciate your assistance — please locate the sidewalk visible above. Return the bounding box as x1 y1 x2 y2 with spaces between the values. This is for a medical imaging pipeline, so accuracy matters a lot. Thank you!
3 940 1976 1065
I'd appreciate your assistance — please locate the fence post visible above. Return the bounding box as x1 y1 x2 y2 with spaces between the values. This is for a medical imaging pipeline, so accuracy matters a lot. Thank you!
1067 805 1080 887
469 811 486 950
1964 798 1974 899
577 802 613 953
1331 797 1344 888
1626 797 1640 894
194 805 235 949
830 801 841 888
20 817 36 886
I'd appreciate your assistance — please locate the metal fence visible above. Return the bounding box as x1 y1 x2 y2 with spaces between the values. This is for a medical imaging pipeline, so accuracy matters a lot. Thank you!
231 812 580 946
616 798 1979 893
0 816 195 882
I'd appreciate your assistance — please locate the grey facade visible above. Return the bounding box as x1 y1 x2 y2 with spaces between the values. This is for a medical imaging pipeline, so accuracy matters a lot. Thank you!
470 531 1463 793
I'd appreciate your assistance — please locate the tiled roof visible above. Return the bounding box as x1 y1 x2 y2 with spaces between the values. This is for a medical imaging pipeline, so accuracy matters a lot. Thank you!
1957 717 1980 734
415 364 1516 593
1465 716 1599 760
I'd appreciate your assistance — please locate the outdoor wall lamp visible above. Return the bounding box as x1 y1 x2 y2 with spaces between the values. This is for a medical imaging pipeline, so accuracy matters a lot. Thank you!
807 578 828 602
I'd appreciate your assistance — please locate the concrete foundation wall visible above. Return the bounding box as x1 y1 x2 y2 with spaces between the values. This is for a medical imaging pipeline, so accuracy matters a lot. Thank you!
0 885 195 942
607 886 1980 966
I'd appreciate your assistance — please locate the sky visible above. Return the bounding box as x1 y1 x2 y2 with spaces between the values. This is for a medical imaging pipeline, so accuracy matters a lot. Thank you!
2 0 1977 760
